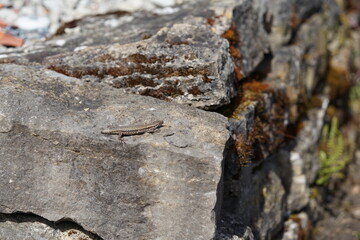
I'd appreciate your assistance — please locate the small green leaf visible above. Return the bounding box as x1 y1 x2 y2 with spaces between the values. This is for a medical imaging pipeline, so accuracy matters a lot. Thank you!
353 232 360 239
316 116 350 186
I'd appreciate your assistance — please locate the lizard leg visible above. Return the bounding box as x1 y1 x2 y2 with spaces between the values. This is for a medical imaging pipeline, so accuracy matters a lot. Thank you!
147 126 160 133
117 133 126 145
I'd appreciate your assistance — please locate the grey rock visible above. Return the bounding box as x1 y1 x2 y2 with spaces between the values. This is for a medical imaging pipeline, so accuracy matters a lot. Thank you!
0 0 301 109
0 64 230 240
0 113 13 133
215 212 255 240
258 0 325 47
0 0 350 239
1 2 240 109
301 4 339 78
287 96 329 212
217 150 288 239
255 171 286 240
242 0 332 57
232 0 270 76
0 220 92 240
260 0 294 51
216 225 255 240
281 212 309 240
268 46 302 89
295 14 329 96
267 5 339 97
42 16 236 109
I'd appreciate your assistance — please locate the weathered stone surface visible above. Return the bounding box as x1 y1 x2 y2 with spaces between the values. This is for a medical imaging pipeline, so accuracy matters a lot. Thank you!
0 214 94 240
0 0 313 109
216 223 255 240
232 0 270 76
295 14 331 96
0 0 357 239
0 0 338 110
256 0 330 51
268 11 338 95
0 64 229 240
260 0 293 51
213 0 344 238
268 46 302 89
0 3 238 109
217 148 289 240
281 212 310 240
43 16 236 109
0 0 340 109
287 97 328 211
254 170 286 239
217 81 291 238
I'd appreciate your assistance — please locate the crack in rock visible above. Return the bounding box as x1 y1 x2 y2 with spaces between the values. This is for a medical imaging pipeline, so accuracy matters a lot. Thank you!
0 212 103 240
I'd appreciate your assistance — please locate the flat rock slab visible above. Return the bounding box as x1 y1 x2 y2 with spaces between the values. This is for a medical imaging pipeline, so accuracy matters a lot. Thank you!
43 16 236 109
1 5 238 110
0 0 274 109
0 64 229 240
0 0 337 111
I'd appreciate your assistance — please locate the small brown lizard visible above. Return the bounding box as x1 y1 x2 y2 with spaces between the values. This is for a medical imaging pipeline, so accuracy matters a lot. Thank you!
101 120 164 142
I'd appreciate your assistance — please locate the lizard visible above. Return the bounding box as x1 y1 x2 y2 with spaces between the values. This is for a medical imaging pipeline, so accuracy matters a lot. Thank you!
101 120 164 142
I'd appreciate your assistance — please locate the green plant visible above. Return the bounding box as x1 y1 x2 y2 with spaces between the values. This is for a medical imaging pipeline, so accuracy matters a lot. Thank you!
349 82 360 100
316 117 350 185
349 83 360 117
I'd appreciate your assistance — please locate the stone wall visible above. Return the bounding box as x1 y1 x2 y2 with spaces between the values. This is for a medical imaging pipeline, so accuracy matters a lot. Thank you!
0 0 359 239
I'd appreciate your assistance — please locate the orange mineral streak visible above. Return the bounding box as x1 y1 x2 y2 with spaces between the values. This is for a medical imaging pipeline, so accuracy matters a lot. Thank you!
234 135 253 166
243 81 270 93
234 67 244 81
222 24 244 81
222 28 238 42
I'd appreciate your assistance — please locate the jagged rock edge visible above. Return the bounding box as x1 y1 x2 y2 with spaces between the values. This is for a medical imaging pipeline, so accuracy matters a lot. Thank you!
0 211 104 240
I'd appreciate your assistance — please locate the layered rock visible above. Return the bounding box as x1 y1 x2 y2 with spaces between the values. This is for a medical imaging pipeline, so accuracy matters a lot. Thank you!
0 0 358 239
0 64 229 240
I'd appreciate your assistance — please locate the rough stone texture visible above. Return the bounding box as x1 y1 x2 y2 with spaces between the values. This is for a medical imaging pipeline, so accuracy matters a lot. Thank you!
2 0 329 109
0 215 94 240
0 0 358 239
254 170 286 239
43 16 236 109
295 14 332 96
217 82 291 239
0 64 229 240
1 3 239 109
232 0 270 76
213 0 344 238
287 97 329 211
267 9 336 100
218 148 289 240
257 0 326 36
281 212 310 240
0 0 339 109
